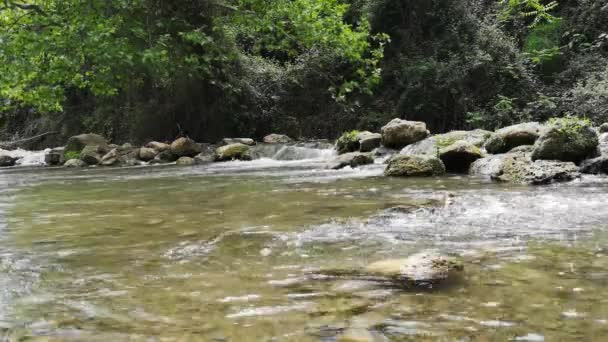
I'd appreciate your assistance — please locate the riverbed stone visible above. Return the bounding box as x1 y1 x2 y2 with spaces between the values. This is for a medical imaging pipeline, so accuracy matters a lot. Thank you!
438 140 483 173
358 132 382 152
170 137 202 157
0 154 17 167
214 143 251 161
484 122 543 154
365 252 463 286
44 147 65 166
381 118 430 149
100 148 122 166
79 145 105 165
145 141 170 152
475 152 580 185
65 134 108 157
531 118 598 163
64 159 86 167
220 138 256 146
176 156 196 166
138 147 158 162
599 123 608 133
384 155 446 177
263 134 293 144
580 156 608 174
328 152 374 170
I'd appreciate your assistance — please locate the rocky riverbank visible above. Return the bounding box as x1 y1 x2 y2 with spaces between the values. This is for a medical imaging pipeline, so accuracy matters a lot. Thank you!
1 116 607 186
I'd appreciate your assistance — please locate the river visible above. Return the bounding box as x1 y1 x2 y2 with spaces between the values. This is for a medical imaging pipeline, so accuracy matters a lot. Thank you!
1 145 608 341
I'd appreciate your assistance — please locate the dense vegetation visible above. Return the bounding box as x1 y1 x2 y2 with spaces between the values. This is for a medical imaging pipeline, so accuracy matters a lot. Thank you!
0 0 607 146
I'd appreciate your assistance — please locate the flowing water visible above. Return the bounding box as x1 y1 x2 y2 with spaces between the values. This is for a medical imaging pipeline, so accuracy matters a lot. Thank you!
1 145 608 341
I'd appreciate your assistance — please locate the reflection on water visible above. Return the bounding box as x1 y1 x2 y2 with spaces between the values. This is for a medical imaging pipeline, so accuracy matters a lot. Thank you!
0 159 608 340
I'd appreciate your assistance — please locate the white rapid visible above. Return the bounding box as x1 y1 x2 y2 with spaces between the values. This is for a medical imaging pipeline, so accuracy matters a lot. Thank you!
0 148 48 166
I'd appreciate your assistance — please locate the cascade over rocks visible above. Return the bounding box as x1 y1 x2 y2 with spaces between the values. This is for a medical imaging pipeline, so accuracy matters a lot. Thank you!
327 152 374 170
170 137 202 157
483 122 543 154
384 155 446 177
214 143 251 161
381 119 430 149
531 119 598 163
263 134 293 144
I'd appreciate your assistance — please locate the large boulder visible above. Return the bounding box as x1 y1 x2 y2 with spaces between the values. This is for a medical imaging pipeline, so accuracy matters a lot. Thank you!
170 137 202 157
145 141 170 152
365 252 463 287
220 138 256 146
79 145 106 165
44 147 65 166
0 154 17 167
438 141 483 173
327 152 374 170
484 122 543 154
65 134 108 158
531 118 598 163
214 143 252 161
471 152 580 185
384 155 446 177
263 134 293 144
401 129 491 157
176 156 196 166
380 119 430 149
336 131 361 154
580 156 608 174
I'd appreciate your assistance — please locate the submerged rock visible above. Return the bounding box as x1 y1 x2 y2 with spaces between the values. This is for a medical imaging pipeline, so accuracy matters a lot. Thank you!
438 140 483 173
484 122 543 154
531 118 598 163
381 118 430 149
384 155 445 177
327 152 374 170
365 252 463 286
263 134 293 144
64 159 87 168
170 137 202 157
214 143 251 161
0 154 17 167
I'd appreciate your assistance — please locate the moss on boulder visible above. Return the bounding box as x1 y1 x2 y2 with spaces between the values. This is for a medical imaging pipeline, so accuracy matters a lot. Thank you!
531 117 598 163
384 155 446 177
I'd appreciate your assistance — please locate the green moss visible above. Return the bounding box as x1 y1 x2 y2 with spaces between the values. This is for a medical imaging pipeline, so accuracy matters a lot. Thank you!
336 130 361 154
64 151 80 160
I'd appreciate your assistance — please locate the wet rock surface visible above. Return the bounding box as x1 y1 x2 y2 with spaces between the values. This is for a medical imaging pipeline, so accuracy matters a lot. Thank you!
381 119 430 149
385 155 446 177
484 122 543 154
531 119 598 163
328 152 374 170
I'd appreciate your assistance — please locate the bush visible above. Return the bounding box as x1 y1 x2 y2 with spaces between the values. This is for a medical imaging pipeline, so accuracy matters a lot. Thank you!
565 65 608 124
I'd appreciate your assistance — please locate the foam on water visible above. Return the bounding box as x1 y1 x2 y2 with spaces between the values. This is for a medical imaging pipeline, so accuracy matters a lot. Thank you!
0 148 47 166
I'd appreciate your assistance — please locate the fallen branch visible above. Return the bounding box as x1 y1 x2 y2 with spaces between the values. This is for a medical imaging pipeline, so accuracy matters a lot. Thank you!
0 131 58 149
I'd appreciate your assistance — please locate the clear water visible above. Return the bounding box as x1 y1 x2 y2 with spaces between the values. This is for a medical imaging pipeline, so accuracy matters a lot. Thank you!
1 153 608 341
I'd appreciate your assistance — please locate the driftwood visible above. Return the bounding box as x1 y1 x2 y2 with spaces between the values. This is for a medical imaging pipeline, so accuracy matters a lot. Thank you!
0 131 58 149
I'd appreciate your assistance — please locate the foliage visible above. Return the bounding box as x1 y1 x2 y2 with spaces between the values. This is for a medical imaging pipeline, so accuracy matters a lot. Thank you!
566 65 608 124
499 0 559 27
63 150 80 161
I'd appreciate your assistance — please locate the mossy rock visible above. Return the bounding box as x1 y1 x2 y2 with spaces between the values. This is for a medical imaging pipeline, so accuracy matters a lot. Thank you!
484 122 543 154
531 117 598 163
438 140 483 173
336 130 361 154
64 133 108 159
214 143 252 161
384 155 446 177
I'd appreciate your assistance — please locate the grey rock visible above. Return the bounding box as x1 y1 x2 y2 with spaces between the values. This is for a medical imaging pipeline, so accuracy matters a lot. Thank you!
145 141 170 152
531 119 598 163
263 134 293 144
44 147 65 166
214 143 252 161
64 159 87 168
381 118 430 149
220 138 256 146
438 141 483 173
327 152 374 170
484 122 543 154
0 154 17 167
170 137 202 157
79 145 105 165
138 147 158 162
384 155 446 177
358 132 382 152
364 252 463 285
65 134 109 156
175 156 196 166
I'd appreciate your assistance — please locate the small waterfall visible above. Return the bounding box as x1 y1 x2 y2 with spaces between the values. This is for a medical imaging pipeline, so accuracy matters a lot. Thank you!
250 143 336 161
0 148 48 166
